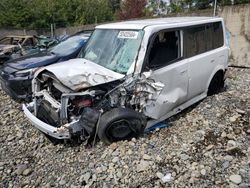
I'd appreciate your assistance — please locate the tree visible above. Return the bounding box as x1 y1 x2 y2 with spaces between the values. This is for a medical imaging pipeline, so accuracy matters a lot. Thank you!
75 0 113 25
109 0 121 13
116 0 147 20
147 0 169 16
0 0 114 29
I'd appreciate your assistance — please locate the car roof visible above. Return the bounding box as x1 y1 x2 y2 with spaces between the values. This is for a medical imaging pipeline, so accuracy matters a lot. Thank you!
96 17 223 30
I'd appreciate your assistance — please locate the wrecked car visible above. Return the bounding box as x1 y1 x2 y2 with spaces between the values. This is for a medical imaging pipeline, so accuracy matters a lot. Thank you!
23 17 229 145
0 35 38 63
0 32 91 102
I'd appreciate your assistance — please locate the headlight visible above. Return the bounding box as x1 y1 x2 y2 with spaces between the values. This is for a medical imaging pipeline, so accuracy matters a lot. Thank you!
14 68 36 77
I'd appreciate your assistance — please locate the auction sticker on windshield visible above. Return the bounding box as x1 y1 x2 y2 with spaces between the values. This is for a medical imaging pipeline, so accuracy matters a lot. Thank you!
118 31 139 39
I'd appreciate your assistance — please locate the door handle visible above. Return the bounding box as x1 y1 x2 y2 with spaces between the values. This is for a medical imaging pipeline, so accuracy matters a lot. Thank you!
210 60 215 63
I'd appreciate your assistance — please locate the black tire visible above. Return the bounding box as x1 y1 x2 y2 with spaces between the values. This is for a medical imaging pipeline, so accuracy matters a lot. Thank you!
97 108 146 144
207 71 225 96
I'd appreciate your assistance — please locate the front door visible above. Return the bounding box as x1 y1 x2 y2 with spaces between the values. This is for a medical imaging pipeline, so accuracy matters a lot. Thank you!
143 30 189 119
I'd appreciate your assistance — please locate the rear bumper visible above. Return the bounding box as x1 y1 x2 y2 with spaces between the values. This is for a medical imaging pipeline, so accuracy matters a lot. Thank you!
22 103 71 139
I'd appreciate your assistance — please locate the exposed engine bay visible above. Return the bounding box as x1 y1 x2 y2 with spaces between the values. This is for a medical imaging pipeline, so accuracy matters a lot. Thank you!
31 70 164 144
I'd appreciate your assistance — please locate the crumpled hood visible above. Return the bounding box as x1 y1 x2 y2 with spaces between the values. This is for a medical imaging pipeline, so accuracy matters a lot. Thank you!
6 51 59 71
36 58 125 90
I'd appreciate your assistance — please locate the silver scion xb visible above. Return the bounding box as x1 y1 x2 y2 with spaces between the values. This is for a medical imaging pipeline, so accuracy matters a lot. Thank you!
23 17 229 144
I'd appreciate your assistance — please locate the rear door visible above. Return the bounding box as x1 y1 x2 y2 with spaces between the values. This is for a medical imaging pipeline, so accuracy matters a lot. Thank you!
143 29 189 119
184 22 225 99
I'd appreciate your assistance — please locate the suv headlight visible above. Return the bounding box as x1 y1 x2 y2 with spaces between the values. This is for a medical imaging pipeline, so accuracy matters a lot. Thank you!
14 68 36 77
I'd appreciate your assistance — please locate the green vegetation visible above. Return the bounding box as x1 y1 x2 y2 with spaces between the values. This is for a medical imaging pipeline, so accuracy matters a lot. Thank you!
0 0 114 29
0 0 249 29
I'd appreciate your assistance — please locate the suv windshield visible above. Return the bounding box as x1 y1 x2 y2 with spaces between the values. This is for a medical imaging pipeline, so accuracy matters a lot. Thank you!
79 29 144 74
51 35 88 56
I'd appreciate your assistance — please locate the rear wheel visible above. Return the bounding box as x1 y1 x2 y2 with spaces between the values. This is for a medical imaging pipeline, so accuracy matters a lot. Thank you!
97 108 146 144
207 71 225 96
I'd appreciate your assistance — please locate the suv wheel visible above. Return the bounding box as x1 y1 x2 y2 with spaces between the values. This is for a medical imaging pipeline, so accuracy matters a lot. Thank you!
97 108 146 144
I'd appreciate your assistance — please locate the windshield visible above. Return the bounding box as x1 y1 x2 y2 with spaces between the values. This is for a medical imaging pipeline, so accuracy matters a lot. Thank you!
51 35 88 56
79 29 144 74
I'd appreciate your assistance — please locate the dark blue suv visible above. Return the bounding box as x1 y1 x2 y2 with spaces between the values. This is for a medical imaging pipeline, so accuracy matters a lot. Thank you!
0 32 91 102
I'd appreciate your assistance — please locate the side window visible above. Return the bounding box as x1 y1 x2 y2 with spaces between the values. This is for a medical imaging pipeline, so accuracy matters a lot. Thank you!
184 25 206 58
148 30 181 69
213 22 224 48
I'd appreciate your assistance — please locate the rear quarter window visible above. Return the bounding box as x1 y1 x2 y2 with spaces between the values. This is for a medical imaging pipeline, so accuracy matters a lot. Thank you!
184 21 224 58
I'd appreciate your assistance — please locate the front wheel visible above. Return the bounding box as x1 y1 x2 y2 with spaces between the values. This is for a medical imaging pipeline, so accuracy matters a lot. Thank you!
97 108 146 145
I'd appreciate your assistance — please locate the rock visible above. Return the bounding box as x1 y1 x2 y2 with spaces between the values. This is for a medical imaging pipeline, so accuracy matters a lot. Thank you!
221 131 227 138
7 135 15 142
112 150 119 156
59 179 66 185
222 161 230 170
137 160 150 172
131 138 136 142
96 167 102 174
200 169 206 176
112 157 119 163
235 109 245 114
206 144 214 151
224 155 234 161
16 132 23 138
127 149 132 155
229 116 239 123
227 140 237 147
229 175 242 184
156 172 164 179
228 147 244 156
142 154 151 160
155 155 162 162
80 172 91 183
180 154 189 161
22 168 32 176
116 170 122 178
194 130 205 141
239 183 250 188
15 164 28 175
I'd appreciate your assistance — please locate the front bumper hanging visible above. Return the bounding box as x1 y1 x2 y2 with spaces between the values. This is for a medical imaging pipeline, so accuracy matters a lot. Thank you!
22 102 71 139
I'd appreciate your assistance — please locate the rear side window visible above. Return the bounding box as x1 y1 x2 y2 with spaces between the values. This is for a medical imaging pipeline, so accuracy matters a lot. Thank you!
184 21 224 58
184 25 206 58
212 22 224 48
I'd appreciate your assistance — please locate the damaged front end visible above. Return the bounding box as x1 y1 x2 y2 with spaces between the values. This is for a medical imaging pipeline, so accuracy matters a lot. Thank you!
23 28 164 144
23 67 164 144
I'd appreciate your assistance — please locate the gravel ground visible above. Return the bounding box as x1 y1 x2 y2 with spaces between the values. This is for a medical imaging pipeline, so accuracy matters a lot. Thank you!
0 67 249 188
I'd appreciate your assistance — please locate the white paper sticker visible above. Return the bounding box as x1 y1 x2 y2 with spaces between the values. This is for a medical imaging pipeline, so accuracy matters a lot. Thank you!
118 31 139 39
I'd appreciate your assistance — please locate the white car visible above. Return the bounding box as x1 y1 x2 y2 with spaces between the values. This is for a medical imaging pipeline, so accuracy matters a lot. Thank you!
23 17 229 144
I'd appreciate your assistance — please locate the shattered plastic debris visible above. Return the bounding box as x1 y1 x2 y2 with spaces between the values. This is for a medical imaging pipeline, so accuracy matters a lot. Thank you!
144 121 169 133
161 173 174 183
